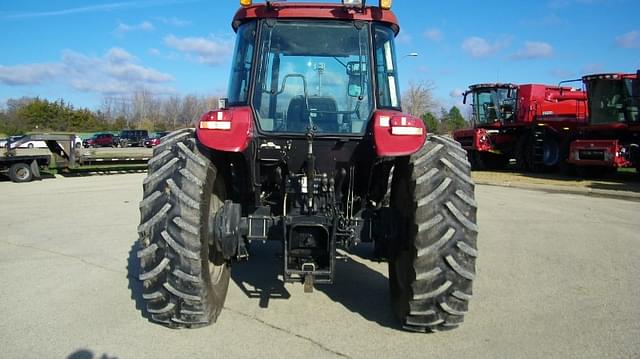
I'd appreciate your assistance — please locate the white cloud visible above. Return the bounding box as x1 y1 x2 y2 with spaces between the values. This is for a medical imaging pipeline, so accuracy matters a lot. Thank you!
424 28 443 42
461 36 511 58
0 63 63 85
106 47 136 63
449 88 465 98
549 68 574 78
164 34 233 66
396 32 412 45
510 41 554 60
0 48 174 96
548 0 608 8
114 21 155 35
3 0 197 20
582 63 604 74
615 31 640 49
155 16 190 27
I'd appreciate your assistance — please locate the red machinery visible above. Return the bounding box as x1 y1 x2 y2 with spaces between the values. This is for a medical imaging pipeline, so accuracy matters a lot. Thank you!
453 83 588 171
566 72 640 175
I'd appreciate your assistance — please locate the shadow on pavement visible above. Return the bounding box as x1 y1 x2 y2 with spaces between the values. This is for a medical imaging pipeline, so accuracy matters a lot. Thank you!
0 172 56 183
67 349 118 359
231 241 291 308
231 241 398 329
318 245 397 329
127 241 151 322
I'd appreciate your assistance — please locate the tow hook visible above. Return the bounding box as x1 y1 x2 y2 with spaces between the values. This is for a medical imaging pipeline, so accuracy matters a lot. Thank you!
302 263 315 293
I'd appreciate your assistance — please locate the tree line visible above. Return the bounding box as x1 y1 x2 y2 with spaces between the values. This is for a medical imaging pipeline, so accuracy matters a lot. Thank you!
1 81 469 136
0 90 219 135
401 81 469 134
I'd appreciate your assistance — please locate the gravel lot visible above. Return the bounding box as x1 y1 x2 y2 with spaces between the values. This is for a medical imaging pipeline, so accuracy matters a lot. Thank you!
0 173 639 359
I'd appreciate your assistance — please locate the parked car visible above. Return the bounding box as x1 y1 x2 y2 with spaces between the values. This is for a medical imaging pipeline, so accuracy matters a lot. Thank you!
83 133 117 148
19 139 48 149
0 135 26 148
2 134 83 149
143 132 170 148
119 129 148 147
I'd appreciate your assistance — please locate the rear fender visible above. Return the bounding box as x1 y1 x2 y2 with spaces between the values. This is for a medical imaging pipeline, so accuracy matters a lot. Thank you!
372 110 426 157
196 106 253 152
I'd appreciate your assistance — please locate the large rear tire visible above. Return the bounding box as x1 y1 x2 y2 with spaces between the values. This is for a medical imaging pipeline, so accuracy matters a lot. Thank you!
389 135 478 332
137 128 230 328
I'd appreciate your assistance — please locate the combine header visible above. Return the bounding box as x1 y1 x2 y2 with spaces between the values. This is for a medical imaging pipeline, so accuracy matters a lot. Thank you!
566 72 640 175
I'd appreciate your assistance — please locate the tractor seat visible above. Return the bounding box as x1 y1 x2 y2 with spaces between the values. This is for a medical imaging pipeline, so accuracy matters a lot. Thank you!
308 96 338 133
286 95 309 133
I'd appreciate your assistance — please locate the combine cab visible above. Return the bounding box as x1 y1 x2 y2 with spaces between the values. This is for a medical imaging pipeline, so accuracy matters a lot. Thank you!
566 72 640 175
135 0 478 332
454 83 587 171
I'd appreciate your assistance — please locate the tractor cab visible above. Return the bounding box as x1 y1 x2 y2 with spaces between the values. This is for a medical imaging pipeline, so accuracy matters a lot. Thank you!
234 18 375 134
464 83 518 126
583 73 640 126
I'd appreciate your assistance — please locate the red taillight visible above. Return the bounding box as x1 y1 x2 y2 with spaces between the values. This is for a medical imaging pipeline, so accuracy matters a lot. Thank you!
373 111 426 157
199 110 232 130
389 116 425 136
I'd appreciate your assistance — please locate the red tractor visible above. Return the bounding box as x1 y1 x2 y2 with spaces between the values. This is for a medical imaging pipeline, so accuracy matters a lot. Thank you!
453 83 588 171
135 0 478 332
566 72 640 175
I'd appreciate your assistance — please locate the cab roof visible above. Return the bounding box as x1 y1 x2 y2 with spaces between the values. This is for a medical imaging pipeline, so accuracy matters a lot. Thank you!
582 73 638 81
468 83 518 91
232 2 399 34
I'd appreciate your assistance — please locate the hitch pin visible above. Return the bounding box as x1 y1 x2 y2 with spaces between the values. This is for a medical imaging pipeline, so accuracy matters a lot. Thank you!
302 263 315 293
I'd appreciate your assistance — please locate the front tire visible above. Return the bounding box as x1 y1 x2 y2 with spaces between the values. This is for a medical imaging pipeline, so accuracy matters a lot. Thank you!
137 128 230 328
389 135 478 332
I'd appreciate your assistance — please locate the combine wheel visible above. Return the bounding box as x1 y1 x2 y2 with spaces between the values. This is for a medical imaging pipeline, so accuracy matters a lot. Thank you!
467 151 485 171
137 128 230 328
541 136 560 168
389 135 478 332
477 152 508 170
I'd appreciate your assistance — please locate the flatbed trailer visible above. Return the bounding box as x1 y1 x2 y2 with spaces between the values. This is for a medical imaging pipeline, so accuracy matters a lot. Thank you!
2 134 151 182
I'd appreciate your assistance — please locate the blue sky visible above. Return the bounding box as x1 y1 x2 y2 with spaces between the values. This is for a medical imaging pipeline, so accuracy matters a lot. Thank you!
1 0 639 111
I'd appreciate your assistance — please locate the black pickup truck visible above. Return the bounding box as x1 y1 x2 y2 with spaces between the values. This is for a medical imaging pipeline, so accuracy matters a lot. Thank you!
118 130 148 147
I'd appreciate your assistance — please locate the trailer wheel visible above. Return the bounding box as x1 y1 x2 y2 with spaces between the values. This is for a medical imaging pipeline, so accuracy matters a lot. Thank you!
389 135 478 332
8 163 33 183
137 128 230 328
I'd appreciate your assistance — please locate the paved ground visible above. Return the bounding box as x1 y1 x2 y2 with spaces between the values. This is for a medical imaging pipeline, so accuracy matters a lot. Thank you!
0 173 639 359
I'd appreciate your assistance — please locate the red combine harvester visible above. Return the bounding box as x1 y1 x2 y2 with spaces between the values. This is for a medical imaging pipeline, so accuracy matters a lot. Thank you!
453 83 588 171
566 72 640 175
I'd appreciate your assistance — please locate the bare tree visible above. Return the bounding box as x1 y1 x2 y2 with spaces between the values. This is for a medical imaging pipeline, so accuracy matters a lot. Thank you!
163 95 182 130
401 80 436 117
180 95 200 127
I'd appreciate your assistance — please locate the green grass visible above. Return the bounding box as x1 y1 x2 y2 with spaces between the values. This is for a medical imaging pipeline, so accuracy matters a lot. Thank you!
618 167 638 174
